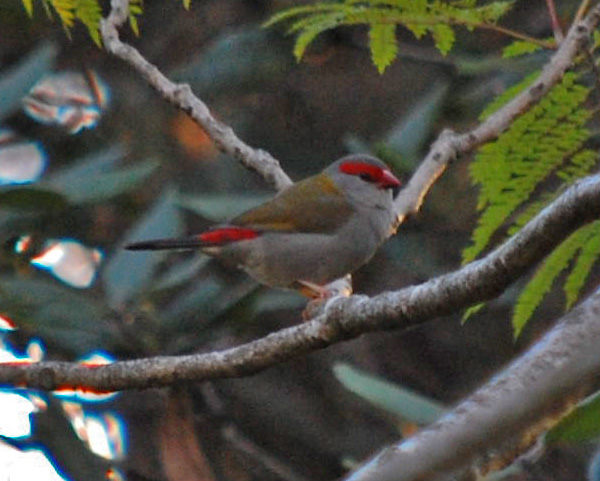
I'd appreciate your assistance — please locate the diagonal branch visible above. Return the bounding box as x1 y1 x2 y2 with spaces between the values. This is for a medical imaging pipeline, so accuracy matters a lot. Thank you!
393 3 600 224
345 287 600 481
1 172 600 391
100 0 293 191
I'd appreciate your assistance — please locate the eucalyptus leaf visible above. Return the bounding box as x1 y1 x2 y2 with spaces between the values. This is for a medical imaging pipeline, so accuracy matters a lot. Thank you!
178 193 269 221
48 156 158 204
103 188 182 308
0 185 68 211
47 146 125 188
333 363 446 425
152 255 210 290
0 276 113 355
546 390 600 444
172 28 294 98
380 82 448 165
0 42 57 120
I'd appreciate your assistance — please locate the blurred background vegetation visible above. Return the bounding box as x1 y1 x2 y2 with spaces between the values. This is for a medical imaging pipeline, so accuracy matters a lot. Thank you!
1 1 599 480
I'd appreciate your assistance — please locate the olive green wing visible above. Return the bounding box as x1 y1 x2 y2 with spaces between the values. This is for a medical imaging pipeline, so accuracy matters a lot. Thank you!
233 174 353 234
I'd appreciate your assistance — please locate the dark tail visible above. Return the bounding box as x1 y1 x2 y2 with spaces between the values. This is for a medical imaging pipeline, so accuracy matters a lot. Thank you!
125 236 203 251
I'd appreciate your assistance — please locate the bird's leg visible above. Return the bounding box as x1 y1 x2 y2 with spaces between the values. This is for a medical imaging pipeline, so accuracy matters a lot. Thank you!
295 280 330 299
298 276 353 320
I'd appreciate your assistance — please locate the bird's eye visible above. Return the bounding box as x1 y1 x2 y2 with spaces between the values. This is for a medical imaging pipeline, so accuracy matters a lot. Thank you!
359 172 374 182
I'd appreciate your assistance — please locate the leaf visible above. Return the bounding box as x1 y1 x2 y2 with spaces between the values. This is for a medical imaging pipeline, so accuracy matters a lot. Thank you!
0 42 57 120
21 0 34 16
103 188 183 309
73 0 103 46
513 229 584 337
129 0 143 36
564 221 600 309
178 193 270 221
0 276 114 355
46 146 125 187
0 186 68 211
369 23 398 74
380 82 448 164
152 256 210 291
333 363 446 425
462 302 484 323
431 24 455 56
51 160 159 204
502 40 543 59
171 28 295 99
546 390 600 444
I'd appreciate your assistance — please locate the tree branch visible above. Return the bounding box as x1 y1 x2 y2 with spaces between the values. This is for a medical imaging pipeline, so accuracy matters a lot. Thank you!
2 5 599 480
1 172 600 391
345 288 600 481
393 2 600 223
100 0 293 191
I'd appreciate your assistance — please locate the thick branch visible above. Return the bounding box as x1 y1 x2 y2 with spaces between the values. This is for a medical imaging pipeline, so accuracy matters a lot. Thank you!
1 173 600 391
346 288 600 481
100 0 293 191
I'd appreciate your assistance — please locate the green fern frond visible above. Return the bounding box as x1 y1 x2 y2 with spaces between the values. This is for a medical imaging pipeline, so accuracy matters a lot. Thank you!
369 23 398 73
502 39 543 58
21 0 34 16
564 221 600 310
129 0 144 36
262 3 343 29
47 0 75 28
464 63 599 333
462 302 484 323
74 0 102 46
513 228 585 337
265 0 515 73
23 0 145 43
291 13 346 60
556 149 598 183
431 23 455 55
463 71 592 264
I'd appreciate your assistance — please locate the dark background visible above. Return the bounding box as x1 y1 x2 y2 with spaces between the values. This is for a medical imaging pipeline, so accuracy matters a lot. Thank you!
0 1 595 480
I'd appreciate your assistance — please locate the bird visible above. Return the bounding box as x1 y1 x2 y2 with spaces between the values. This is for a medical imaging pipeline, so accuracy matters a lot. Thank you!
126 154 401 298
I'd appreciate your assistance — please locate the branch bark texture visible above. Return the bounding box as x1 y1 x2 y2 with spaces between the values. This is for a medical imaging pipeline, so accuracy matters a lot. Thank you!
347 287 600 481
1 172 600 391
100 0 293 191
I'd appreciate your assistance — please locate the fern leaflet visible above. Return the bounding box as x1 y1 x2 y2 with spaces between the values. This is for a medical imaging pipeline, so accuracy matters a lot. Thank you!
464 65 599 334
265 0 515 73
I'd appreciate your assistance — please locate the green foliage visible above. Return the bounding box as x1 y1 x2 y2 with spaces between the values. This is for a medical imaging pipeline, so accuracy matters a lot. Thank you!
502 39 543 59
264 0 514 73
463 69 600 334
0 42 56 120
19 0 144 45
333 363 446 425
546 390 600 444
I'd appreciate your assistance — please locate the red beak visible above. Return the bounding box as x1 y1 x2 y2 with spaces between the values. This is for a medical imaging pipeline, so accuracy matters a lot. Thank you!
379 169 401 188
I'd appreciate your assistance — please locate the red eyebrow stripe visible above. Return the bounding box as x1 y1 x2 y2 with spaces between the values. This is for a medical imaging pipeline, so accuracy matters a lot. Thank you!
339 161 384 179
199 227 259 244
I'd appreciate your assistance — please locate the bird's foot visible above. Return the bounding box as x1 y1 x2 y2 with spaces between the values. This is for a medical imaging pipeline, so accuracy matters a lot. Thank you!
298 276 353 320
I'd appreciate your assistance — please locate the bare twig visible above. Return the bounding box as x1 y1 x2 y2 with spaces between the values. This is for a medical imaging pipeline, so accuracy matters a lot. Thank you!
100 0 293 191
546 0 565 42
393 3 600 223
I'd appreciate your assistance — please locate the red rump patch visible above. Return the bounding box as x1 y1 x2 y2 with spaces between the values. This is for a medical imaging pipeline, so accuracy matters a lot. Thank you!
199 227 259 244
